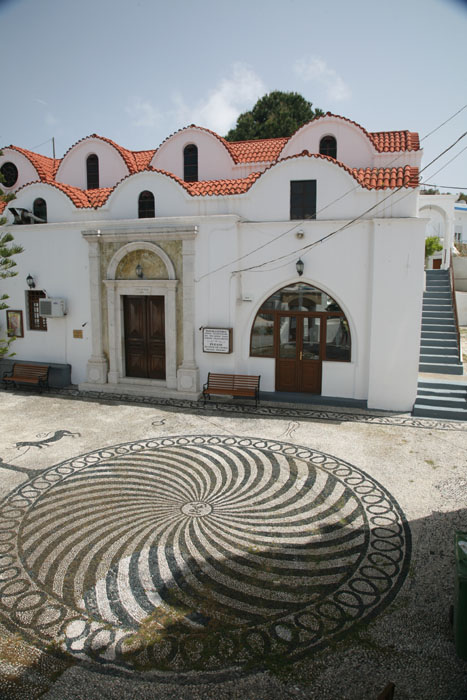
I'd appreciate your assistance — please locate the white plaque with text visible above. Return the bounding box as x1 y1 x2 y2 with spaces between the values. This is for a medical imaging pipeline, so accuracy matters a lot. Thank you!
202 328 232 354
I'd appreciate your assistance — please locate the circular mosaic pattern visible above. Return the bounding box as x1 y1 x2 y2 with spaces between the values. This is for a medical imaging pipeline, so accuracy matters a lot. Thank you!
0 436 410 677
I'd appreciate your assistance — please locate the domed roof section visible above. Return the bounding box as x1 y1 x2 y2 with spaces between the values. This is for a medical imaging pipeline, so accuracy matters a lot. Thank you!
151 125 235 181
55 134 138 189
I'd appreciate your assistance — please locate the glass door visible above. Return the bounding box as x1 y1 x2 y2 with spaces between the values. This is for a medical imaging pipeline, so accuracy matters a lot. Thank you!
276 314 323 393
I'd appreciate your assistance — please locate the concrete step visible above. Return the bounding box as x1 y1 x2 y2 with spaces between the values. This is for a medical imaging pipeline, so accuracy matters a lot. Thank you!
420 351 460 362
421 330 458 340
422 299 452 314
418 362 464 375
424 290 452 298
422 311 454 320
420 339 459 348
413 402 467 421
418 380 467 392
416 390 467 408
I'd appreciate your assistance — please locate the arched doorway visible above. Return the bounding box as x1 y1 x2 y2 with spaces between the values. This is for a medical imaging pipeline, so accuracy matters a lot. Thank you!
250 283 351 393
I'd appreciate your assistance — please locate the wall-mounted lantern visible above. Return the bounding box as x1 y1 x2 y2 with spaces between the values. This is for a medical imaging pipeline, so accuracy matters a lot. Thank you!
135 264 143 279
26 274 35 289
296 258 304 277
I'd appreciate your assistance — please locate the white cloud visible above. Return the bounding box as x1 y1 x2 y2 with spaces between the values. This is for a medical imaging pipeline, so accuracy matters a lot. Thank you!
126 98 161 128
174 64 266 134
294 57 351 102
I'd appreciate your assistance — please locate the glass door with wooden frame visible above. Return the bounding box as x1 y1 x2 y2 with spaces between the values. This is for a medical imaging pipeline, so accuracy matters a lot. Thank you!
276 313 322 393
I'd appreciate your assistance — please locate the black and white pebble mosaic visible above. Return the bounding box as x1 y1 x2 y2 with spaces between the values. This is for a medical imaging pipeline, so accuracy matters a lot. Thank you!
0 436 411 679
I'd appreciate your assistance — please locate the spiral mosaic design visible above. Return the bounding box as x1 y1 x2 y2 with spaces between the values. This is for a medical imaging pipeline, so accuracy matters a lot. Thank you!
0 436 410 677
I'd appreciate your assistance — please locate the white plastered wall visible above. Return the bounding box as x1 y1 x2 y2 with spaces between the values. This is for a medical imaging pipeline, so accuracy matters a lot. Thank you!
55 139 130 189
152 129 235 182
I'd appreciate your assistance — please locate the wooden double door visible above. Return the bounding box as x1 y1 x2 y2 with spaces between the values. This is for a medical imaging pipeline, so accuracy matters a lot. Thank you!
123 296 165 379
276 313 323 394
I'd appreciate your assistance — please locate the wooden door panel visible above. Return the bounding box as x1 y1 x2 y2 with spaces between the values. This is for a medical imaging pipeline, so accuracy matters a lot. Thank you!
124 297 147 377
275 313 322 394
147 296 165 380
124 296 166 380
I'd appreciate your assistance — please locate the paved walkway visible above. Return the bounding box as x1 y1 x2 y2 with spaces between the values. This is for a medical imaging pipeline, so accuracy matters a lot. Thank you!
0 388 466 699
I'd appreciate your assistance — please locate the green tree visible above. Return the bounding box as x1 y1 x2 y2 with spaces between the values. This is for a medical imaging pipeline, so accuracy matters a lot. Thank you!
457 192 467 203
420 188 440 195
425 235 443 263
224 91 324 142
0 154 23 357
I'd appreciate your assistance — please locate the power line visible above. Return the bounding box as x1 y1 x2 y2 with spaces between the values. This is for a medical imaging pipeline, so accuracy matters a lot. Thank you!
420 103 467 142
195 107 467 283
230 131 467 276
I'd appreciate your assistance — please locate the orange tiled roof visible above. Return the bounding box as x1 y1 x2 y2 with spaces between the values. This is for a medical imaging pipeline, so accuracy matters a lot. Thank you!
308 113 420 153
226 137 289 164
352 166 419 189
7 146 59 181
186 172 263 196
133 150 156 169
274 151 419 190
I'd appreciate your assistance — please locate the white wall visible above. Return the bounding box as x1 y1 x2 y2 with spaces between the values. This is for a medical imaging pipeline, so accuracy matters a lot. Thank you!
0 149 41 192
456 291 467 325
56 139 130 189
1 224 92 384
152 128 235 182
366 219 426 411
193 213 426 410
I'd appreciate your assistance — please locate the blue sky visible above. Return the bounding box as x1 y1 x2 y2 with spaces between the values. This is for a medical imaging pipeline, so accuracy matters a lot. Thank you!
1 0 466 192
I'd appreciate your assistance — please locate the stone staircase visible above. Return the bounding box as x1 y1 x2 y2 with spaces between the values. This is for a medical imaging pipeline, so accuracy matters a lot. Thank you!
413 269 467 421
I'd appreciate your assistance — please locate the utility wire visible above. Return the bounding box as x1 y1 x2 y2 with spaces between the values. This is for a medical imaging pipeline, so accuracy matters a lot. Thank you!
420 103 467 142
230 131 467 276
196 106 467 283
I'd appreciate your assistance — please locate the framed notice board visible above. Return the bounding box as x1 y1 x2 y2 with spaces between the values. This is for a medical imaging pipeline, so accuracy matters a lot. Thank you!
202 328 233 354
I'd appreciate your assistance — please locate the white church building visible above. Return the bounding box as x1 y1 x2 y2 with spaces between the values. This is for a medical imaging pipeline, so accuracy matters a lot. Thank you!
0 113 426 411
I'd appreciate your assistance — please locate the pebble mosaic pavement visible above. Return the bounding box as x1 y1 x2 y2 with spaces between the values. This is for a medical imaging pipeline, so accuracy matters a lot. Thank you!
0 434 411 680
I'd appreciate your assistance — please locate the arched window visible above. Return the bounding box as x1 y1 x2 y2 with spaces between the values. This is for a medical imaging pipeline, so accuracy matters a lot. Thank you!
183 144 198 182
138 190 155 218
0 162 18 188
86 154 99 189
319 136 337 159
250 282 351 361
33 198 47 223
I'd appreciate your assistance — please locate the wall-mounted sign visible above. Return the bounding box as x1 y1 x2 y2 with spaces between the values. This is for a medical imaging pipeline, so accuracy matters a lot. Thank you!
202 327 232 354
73 329 83 339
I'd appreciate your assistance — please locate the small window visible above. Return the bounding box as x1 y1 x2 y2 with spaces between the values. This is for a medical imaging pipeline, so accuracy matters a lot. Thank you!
183 144 198 182
290 180 316 220
0 162 18 188
86 154 99 189
33 198 47 223
27 290 47 331
138 190 155 218
319 136 337 159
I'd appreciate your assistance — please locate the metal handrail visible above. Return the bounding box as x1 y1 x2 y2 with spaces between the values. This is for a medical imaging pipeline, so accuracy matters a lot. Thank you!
449 257 462 362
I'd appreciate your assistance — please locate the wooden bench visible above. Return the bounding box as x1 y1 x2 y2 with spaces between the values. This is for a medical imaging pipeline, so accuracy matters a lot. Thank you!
203 373 261 407
3 363 50 393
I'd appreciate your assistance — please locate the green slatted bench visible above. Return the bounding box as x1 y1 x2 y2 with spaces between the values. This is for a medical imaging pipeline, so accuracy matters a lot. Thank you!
203 373 260 407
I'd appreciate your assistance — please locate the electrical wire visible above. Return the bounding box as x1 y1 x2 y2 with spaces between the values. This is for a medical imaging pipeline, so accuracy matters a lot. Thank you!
230 131 467 276
420 103 467 142
195 105 467 283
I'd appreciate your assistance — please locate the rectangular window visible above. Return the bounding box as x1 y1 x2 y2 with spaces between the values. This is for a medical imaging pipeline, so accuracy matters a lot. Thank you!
27 290 47 331
290 180 316 220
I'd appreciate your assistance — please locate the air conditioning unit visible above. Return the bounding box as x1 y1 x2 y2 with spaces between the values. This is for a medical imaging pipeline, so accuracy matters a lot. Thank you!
39 298 66 317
